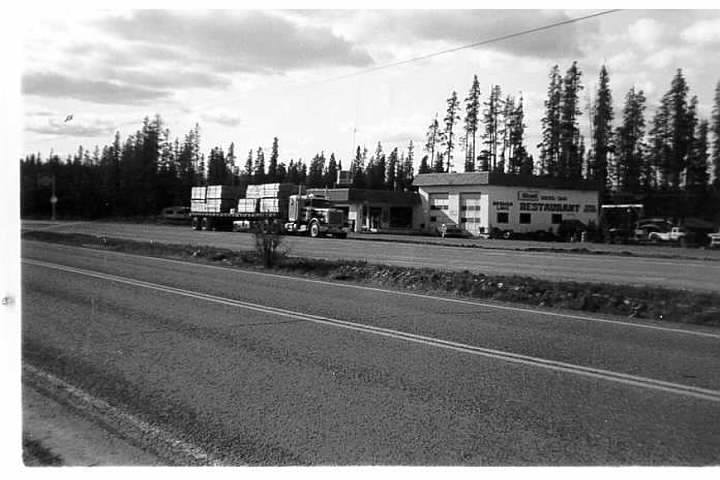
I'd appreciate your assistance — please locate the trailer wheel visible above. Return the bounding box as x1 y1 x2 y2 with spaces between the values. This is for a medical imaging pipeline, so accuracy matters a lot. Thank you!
201 217 211 231
191 216 201 230
309 221 320 238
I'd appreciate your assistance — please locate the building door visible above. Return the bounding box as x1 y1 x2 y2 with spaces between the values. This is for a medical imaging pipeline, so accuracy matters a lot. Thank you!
460 193 483 236
369 207 382 230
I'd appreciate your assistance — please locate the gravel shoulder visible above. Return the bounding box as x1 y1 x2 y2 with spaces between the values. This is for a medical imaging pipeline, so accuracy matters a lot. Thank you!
22 381 161 466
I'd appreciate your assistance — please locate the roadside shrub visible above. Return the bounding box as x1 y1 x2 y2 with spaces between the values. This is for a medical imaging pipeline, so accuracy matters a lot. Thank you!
254 231 284 268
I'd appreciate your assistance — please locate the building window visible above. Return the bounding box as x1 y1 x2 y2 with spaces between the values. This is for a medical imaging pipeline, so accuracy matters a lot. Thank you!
497 212 509 223
429 193 449 211
520 213 531 224
552 214 562 224
430 216 437 222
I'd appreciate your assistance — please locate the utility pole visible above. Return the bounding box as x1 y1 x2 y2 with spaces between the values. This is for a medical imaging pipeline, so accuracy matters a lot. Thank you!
352 127 357 163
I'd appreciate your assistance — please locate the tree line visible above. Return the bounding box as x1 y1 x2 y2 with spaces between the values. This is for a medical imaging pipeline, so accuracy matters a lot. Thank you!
419 75 533 176
21 61 720 220
20 117 417 218
420 64 720 202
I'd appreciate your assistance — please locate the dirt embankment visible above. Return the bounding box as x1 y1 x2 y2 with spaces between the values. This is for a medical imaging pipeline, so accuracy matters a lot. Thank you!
22 230 720 327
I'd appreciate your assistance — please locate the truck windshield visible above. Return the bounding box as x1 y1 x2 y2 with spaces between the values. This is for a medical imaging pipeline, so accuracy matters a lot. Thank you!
308 199 332 208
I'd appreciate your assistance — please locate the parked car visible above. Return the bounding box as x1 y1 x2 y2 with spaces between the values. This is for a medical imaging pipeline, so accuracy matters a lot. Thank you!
161 206 190 223
648 226 691 244
436 223 472 238
709 232 720 249
633 222 670 242
557 219 587 242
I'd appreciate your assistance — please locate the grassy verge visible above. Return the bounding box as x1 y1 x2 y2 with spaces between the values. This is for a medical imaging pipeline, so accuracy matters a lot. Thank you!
23 230 720 327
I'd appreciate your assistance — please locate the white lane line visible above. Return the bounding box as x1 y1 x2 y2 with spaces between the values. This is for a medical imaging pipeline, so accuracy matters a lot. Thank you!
24 258 720 403
22 241 720 340
23 363 225 466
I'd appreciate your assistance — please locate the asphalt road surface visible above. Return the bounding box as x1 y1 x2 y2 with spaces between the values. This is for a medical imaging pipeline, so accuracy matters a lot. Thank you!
21 220 720 293
21 241 720 465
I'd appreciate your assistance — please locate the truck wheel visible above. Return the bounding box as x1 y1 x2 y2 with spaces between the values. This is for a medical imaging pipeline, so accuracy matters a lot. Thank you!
309 221 320 238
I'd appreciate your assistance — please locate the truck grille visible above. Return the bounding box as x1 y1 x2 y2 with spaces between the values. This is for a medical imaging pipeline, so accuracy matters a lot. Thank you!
327 210 344 226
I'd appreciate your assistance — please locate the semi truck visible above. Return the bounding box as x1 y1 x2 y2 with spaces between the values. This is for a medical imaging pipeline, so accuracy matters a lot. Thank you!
189 183 348 238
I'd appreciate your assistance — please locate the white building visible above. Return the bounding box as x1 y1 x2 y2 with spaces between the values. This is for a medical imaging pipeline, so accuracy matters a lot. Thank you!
413 172 600 237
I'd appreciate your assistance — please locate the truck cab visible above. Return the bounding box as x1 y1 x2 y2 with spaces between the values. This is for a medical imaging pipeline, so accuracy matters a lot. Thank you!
286 194 347 238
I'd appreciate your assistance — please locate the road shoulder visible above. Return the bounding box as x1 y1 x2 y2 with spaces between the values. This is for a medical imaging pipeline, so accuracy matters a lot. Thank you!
22 382 161 466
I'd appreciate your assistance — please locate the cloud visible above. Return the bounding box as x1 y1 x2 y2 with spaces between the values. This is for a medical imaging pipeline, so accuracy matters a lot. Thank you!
681 18 720 45
628 18 664 51
105 68 231 90
22 72 172 105
99 10 374 74
343 10 593 59
643 47 688 70
200 111 243 127
26 117 117 138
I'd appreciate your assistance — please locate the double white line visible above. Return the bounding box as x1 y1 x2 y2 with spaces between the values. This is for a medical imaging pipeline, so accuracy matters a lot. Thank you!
24 258 720 403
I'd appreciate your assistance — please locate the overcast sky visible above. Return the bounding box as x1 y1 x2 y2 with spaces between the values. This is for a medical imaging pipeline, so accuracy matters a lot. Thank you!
17 6 720 172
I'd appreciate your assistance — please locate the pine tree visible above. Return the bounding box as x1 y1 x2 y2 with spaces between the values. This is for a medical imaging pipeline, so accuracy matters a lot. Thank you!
418 155 431 174
613 87 647 192
508 95 528 175
590 65 614 190
207 146 229 184
351 146 367 188
482 85 503 172
443 90 460 172
425 113 440 171
226 142 237 185
539 65 562 176
649 92 671 189
244 149 254 183
268 137 279 182
687 119 710 191
667 70 692 189
276 162 287 182
558 61 584 180
519 154 534 176
713 81 720 188
386 147 398 190
367 142 386 189
308 152 325 188
400 140 415 189
497 94 515 173
254 147 265 183
324 152 338 187
464 75 481 172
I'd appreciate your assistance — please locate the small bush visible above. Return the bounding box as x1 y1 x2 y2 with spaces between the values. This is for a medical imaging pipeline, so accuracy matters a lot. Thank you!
253 231 284 268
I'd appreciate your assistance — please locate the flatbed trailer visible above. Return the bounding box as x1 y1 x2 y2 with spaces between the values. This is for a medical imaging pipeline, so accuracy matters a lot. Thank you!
189 185 348 238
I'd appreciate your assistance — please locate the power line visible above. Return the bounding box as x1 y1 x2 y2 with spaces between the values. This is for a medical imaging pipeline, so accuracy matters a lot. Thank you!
324 9 622 83
188 9 623 114
29 9 623 149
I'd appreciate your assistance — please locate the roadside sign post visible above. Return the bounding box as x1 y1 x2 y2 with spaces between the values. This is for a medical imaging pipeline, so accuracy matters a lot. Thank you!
50 174 57 221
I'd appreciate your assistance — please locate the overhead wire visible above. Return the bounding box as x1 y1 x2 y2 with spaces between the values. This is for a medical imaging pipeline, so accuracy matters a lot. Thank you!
30 9 622 149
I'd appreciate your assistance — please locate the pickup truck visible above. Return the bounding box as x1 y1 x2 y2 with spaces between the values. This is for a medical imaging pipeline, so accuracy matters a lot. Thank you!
709 232 720 249
648 227 688 243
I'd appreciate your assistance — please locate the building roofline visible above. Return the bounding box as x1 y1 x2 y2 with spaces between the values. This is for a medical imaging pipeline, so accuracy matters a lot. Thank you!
413 172 601 191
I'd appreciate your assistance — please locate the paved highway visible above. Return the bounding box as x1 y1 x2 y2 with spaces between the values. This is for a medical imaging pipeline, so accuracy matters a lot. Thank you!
21 220 720 293
22 241 720 464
